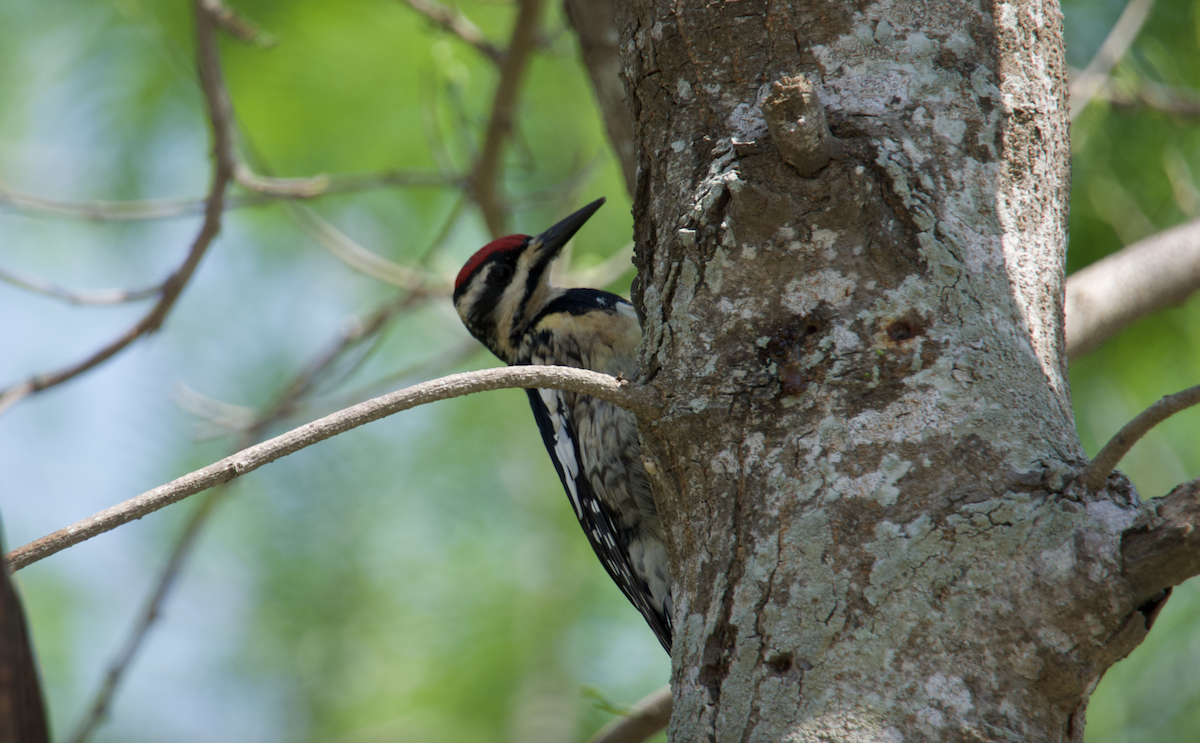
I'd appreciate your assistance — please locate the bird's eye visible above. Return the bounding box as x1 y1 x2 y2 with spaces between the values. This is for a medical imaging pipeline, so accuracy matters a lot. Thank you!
491 264 513 283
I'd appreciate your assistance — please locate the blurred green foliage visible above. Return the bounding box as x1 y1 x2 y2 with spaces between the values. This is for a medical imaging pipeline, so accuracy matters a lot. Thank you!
0 0 1198 741
1066 1 1200 740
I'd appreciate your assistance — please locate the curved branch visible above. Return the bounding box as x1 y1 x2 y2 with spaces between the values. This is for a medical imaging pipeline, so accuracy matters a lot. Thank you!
1080 383 1200 490
1064 217 1200 360
470 0 545 237
5 365 662 571
0 170 462 221
64 289 428 743
282 201 445 290
585 686 672 743
64 488 223 743
563 0 635 197
398 0 503 64
0 266 160 306
0 0 237 417
1069 0 1156 120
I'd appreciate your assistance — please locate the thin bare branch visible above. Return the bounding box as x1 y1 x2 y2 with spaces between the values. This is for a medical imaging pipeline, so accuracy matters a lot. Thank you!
399 0 503 65
308 340 477 416
585 686 672 743
65 288 432 742
174 384 258 439
470 0 546 237
563 0 635 197
506 152 606 210
64 488 224 743
49 6 273 737
232 290 436 430
1092 75 1200 119
283 201 447 290
0 170 462 222
5 365 661 571
1122 478 1200 606
1069 0 1156 120
1065 217 1200 359
197 0 270 45
0 266 160 306
420 75 458 173
1163 148 1200 217
235 165 329 197
563 241 635 290
0 0 239 418
417 192 467 264
1080 384 1200 490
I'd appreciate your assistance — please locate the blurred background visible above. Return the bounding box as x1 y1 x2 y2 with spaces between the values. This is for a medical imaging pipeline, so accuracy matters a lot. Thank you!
0 0 1197 741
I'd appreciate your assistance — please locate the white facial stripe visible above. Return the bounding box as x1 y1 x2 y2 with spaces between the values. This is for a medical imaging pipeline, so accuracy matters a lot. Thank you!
454 266 489 321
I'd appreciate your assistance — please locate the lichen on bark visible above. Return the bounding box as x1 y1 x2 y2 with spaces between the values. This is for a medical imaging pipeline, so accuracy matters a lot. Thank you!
613 1 1156 740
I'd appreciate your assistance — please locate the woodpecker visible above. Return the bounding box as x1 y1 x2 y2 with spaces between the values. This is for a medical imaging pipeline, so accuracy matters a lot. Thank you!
453 198 673 652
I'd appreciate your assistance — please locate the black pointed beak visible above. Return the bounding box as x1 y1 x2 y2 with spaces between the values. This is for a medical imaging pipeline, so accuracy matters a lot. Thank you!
535 197 606 257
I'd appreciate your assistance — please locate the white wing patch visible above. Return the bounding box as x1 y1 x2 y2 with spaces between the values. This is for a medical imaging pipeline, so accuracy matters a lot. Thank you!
539 387 583 519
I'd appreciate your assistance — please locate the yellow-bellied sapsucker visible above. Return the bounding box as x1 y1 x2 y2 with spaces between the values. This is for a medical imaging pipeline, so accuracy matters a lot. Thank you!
453 198 673 652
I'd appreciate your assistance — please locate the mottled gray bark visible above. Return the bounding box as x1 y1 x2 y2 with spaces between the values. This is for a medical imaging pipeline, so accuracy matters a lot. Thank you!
610 1 1179 741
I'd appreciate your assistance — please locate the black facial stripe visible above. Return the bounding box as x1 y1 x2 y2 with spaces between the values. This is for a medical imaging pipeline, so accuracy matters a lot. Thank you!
526 289 627 328
455 261 508 341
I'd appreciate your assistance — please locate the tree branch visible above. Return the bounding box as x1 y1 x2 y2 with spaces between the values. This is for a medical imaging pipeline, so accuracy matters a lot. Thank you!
469 0 545 237
1122 478 1200 605
0 0 238 418
197 0 270 45
563 0 635 197
1064 217 1200 359
1069 0 1156 120
1080 383 1200 490
0 170 461 221
282 201 446 290
398 0 503 65
234 165 329 197
5 365 661 571
64 288 430 743
64 488 224 743
0 266 160 306
1092 75 1200 119
585 686 672 743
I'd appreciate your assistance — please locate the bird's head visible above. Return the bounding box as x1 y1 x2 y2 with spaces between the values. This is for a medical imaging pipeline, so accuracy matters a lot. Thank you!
453 197 605 362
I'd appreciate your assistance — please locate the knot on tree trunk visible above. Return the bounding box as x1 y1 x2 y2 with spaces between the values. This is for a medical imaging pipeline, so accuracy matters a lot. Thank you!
761 74 843 177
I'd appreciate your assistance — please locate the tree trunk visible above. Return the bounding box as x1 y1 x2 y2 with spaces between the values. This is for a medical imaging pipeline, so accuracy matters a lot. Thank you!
616 1 1155 740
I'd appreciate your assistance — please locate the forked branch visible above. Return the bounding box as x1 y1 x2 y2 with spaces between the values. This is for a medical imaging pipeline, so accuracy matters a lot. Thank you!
0 0 238 417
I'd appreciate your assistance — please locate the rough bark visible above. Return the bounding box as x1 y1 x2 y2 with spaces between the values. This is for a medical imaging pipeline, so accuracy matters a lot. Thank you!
615 1 1159 740
1122 478 1200 606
